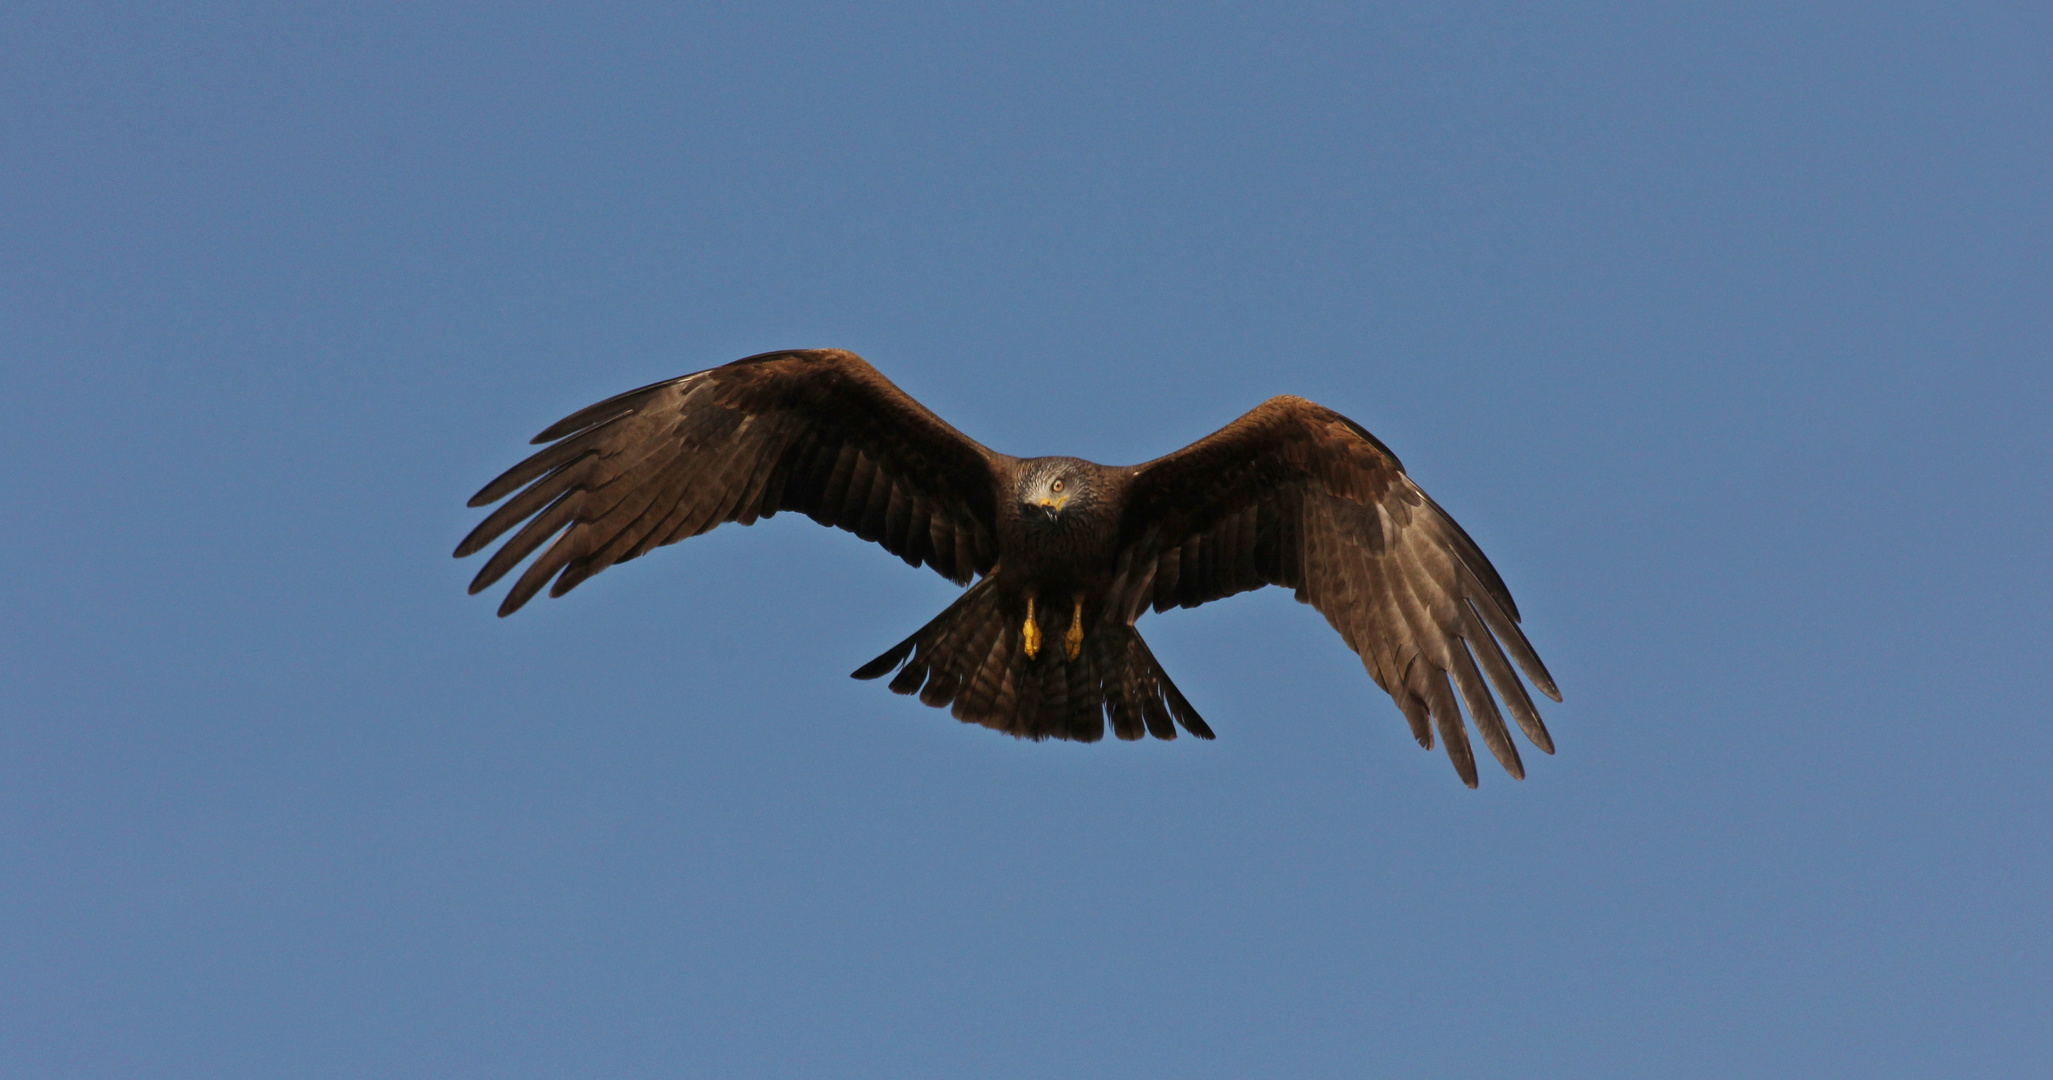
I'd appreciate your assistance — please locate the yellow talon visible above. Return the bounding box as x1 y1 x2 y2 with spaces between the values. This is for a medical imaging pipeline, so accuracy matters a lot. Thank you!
1022 597 1042 659
1064 598 1085 660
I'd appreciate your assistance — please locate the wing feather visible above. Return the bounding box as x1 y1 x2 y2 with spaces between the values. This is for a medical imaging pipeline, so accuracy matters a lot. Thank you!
1462 599 1554 754
1424 666 1478 788
457 350 1002 614
1449 636 1522 780
1118 395 1557 784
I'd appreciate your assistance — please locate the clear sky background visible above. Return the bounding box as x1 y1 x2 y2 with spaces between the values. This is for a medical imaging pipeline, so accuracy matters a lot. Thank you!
4 3 2048 1077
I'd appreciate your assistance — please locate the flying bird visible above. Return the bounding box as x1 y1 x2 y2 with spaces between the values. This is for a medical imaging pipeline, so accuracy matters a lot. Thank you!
456 349 1560 786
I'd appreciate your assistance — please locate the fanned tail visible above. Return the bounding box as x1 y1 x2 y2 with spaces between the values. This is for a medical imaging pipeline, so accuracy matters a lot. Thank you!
852 579 1212 742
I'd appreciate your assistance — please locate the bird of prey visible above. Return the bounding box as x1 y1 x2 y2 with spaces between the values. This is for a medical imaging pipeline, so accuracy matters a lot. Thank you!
456 349 1559 786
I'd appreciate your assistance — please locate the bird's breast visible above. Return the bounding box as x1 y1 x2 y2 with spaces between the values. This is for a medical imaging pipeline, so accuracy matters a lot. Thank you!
1000 518 1118 591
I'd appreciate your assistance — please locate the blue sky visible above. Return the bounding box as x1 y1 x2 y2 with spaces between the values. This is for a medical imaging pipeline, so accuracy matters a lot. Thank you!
3 3 2048 1076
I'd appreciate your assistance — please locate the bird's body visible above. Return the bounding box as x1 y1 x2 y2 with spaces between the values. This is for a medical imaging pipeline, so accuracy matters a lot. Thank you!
457 349 1559 786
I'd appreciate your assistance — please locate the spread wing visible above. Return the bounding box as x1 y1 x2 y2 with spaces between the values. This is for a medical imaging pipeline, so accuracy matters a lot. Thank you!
456 349 1003 616
1114 396 1560 786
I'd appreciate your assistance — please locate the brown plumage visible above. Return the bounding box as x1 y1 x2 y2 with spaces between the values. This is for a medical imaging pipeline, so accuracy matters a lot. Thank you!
456 349 1560 786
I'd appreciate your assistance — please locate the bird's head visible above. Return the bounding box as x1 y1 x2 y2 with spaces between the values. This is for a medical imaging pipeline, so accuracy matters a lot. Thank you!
1018 457 1094 527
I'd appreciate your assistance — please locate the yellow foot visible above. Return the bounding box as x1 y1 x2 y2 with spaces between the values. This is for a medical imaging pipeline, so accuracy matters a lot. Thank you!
1064 598 1085 660
1022 597 1042 659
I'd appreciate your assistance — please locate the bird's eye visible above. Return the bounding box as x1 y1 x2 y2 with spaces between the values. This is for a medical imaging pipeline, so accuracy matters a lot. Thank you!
1051 479 1064 492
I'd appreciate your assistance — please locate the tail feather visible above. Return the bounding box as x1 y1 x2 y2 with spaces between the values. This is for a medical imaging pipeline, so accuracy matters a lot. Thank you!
850 638 915 681
852 580 1212 742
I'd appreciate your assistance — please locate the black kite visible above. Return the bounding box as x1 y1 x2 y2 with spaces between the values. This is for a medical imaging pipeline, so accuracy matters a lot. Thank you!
456 349 1560 786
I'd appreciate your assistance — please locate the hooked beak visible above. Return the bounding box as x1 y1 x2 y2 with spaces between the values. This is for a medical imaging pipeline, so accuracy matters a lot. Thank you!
1037 495 1068 511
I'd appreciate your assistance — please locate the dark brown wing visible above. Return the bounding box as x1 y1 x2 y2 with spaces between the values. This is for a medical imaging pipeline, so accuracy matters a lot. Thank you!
1113 396 1560 787
456 349 1003 616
